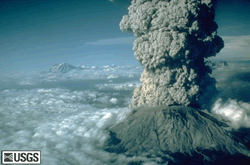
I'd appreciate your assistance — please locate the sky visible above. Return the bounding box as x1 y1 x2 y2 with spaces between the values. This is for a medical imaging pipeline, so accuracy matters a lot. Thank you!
0 0 250 72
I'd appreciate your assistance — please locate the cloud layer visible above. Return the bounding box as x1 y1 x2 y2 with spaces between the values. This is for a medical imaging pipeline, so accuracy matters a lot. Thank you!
0 62 249 164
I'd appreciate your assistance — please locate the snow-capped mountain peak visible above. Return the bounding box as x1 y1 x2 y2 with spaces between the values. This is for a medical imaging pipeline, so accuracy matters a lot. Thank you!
49 63 78 73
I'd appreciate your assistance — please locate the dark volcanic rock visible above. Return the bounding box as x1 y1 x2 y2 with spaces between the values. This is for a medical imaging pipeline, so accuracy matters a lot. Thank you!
105 106 250 164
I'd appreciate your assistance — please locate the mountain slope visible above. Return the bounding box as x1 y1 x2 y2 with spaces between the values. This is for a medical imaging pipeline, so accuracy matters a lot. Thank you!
49 63 80 73
105 105 250 164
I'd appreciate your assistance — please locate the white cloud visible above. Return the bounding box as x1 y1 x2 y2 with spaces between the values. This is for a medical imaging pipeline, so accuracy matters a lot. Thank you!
212 98 250 129
95 81 141 91
0 87 144 164
85 36 135 45
1 61 250 164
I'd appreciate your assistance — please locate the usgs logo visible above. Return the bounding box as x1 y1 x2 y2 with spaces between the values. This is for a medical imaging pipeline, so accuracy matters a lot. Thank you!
1 151 41 164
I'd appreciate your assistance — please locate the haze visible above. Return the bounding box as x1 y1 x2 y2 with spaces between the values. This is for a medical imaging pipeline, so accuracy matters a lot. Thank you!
0 0 250 72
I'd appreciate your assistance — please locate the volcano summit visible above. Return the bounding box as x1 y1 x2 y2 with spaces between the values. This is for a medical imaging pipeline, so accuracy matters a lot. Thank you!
104 0 250 164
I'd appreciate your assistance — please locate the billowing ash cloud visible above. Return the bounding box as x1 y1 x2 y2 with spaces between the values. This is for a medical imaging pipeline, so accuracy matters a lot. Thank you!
120 0 224 109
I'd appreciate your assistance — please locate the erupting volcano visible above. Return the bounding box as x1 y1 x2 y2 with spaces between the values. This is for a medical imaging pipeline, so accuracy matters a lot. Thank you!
104 0 250 164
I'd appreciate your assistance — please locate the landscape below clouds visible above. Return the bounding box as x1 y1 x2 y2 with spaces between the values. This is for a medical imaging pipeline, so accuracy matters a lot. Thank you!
0 60 249 164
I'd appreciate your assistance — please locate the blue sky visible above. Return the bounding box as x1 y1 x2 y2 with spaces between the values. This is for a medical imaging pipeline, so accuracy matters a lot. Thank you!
0 0 250 72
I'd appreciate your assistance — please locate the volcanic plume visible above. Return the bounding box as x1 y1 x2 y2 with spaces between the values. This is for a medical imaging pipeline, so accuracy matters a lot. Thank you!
120 0 224 110
104 0 250 164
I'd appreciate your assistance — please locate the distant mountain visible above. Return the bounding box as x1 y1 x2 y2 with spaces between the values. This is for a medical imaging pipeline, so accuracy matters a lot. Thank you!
49 63 82 73
216 61 229 68
205 60 229 69
48 63 142 73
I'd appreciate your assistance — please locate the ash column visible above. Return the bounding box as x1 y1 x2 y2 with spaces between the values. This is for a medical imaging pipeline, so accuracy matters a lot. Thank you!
120 0 224 109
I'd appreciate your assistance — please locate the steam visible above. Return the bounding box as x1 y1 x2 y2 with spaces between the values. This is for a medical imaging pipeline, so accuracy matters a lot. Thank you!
212 98 250 129
120 0 224 109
